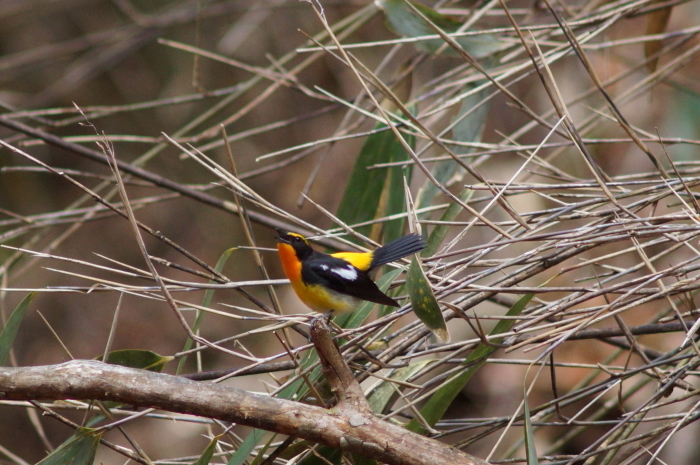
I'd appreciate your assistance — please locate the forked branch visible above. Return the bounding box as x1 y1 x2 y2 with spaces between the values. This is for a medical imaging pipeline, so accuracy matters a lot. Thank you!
0 358 487 465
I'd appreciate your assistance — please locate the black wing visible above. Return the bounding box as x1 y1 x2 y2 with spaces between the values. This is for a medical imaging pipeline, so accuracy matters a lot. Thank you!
303 256 400 307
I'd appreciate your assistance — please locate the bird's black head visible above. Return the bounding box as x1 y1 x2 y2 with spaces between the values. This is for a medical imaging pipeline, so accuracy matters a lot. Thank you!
276 229 313 260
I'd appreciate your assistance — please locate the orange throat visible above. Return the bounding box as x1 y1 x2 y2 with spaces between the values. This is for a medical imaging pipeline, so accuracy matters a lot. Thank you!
277 242 302 283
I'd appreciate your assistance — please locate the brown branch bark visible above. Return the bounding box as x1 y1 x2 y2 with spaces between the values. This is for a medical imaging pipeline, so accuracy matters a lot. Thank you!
310 317 371 414
0 360 487 465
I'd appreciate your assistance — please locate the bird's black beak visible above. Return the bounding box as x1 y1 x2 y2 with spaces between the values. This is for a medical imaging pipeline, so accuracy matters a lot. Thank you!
275 228 291 243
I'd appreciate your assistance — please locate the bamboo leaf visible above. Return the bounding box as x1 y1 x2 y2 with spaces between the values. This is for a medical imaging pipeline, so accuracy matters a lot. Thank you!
251 434 280 465
227 430 267 465
336 124 404 240
450 83 491 156
178 247 237 374
278 440 313 460
367 359 434 414
415 80 490 213
352 455 377 465
194 436 220 465
233 351 324 465
423 188 473 257
336 113 415 242
0 293 35 366
382 110 415 243
406 256 449 342
376 0 503 57
523 388 539 465
37 428 102 465
96 349 173 372
297 447 342 465
407 293 535 434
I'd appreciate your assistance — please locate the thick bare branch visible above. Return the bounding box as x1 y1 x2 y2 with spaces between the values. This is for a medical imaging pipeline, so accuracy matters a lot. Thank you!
0 360 487 465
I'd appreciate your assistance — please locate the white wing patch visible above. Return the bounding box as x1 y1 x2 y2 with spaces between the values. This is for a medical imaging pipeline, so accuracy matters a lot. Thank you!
331 265 358 281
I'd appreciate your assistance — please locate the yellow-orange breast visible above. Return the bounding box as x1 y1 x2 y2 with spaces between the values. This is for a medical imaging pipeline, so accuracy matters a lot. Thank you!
277 243 360 313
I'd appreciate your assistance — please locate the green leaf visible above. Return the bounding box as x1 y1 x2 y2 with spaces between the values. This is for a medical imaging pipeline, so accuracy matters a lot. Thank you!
406 256 449 342
37 428 102 465
407 293 535 434
367 359 434 414
233 349 325 465
96 349 173 372
376 0 503 57
336 116 414 243
0 293 35 366
251 433 280 465
297 446 342 465
352 456 377 465
423 188 473 257
178 247 237 374
523 388 539 465
228 429 267 465
278 440 313 460
450 82 492 156
416 81 490 213
336 125 399 239
382 116 415 244
194 436 219 465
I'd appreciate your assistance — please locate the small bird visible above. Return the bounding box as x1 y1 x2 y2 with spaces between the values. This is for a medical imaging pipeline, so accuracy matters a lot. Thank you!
276 229 426 314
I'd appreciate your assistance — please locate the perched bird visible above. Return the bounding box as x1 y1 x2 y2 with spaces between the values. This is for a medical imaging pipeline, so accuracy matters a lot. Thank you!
276 229 425 314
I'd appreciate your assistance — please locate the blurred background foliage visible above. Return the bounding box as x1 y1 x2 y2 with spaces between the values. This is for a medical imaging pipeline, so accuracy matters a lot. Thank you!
2 0 700 464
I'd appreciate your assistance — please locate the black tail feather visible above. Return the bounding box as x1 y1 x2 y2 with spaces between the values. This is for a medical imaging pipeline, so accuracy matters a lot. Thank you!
369 233 426 270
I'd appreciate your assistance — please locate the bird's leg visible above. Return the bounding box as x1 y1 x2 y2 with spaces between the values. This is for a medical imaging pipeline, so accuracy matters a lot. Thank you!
307 311 335 340
308 311 333 325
